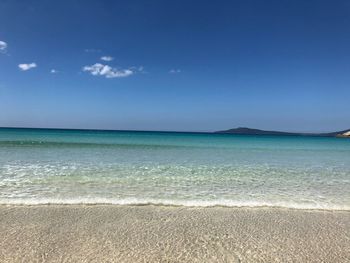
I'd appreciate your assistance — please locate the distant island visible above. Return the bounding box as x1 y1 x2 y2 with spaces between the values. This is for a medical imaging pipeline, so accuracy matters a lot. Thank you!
215 127 350 137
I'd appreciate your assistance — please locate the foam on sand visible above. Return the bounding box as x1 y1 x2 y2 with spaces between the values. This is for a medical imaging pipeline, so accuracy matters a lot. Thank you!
0 197 349 210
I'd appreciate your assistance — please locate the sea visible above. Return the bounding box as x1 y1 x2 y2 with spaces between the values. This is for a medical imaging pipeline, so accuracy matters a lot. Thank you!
0 128 349 210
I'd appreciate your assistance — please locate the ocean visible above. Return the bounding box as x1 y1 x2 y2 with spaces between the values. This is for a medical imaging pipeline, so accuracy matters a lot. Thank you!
0 128 349 210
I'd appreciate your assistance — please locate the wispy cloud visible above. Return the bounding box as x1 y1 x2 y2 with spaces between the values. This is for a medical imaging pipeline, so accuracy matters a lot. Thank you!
83 63 133 78
0 40 7 53
50 69 58 73
84 48 101 53
169 69 181 74
130 66 146 73
101 56 114 61
18 63 37 71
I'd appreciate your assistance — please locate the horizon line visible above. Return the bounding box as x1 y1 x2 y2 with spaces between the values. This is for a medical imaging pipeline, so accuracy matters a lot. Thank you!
0 126 348 135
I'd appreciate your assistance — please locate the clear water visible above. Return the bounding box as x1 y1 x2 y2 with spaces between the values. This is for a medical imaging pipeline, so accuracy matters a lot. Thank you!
0 128 349 210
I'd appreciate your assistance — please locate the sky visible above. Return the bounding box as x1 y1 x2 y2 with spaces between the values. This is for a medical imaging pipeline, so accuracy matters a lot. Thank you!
0 0 350 132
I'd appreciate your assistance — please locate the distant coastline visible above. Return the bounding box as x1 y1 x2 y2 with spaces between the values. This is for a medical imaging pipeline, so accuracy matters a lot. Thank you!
216 127 350 137
1 126 350 137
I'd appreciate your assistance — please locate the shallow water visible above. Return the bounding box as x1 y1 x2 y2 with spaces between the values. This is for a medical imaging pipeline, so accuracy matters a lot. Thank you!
0 128 349 209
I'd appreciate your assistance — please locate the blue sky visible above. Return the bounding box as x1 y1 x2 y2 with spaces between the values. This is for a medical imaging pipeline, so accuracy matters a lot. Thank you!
0 0 350 132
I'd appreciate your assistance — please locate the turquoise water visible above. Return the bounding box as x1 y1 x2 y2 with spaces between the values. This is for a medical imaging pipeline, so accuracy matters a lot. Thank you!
0 128 349 210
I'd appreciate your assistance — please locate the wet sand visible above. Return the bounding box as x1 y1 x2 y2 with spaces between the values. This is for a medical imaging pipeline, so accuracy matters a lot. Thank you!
0 205 349 262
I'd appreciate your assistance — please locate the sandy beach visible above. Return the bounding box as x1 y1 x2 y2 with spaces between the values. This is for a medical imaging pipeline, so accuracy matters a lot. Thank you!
0 205 349 262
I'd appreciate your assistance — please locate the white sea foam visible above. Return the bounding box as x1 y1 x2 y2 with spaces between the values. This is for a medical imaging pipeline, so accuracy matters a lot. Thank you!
0 198 349 211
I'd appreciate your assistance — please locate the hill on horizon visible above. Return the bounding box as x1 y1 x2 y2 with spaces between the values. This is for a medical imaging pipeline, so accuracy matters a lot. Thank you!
215 127 350 137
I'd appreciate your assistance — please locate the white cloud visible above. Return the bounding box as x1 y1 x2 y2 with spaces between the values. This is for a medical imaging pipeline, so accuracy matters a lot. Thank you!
0 41 7 53
169 69 181 74
83 63 133 78
18 63 37 71
50 69 58 73
101 56 114 61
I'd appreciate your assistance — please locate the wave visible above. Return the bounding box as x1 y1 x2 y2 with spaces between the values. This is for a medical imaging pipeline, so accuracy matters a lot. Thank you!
0 198 348 211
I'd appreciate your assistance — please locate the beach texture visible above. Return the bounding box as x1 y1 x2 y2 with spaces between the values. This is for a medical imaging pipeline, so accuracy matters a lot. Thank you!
0 205 349 262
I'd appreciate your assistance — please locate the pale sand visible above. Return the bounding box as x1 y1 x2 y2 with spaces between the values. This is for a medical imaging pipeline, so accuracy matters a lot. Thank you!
0 205 349 262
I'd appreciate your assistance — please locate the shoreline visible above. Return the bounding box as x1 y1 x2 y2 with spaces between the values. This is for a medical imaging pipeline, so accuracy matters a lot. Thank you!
1 205 349 262
0 202 349 212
